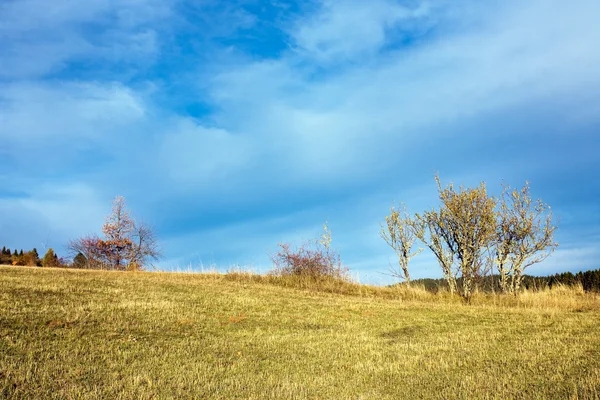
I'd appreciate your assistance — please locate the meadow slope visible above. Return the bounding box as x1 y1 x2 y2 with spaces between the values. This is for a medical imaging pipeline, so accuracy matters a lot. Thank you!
1 266 599 399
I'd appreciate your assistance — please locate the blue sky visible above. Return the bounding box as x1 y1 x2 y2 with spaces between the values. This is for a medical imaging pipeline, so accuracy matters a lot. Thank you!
1 0 599 284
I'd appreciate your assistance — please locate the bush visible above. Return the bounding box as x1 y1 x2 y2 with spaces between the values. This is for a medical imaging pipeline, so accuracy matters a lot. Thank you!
270 224 349 281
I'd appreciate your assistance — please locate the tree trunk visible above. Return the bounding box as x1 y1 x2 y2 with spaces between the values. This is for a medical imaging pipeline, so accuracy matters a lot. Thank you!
513 270 523 295
402 260 411 285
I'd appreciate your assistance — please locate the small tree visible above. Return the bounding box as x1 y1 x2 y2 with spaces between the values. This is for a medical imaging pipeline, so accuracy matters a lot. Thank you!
68 196 161 271
31 248 40 266
413 208 457 294
414 176 497 301
42 248 60 268
72 252 88 269
0 247 10 265
380 204 422 284
68 234 106 269
495 182 558 294
129 222 161 271
101 196 136 270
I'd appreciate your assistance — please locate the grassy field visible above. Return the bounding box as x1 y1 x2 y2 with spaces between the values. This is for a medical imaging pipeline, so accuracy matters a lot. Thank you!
1 266 600 399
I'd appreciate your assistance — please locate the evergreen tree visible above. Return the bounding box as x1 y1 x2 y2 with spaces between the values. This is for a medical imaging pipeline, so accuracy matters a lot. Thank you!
72 252 88 269
0 247 11 265
42 248 60 268
31 248 41 266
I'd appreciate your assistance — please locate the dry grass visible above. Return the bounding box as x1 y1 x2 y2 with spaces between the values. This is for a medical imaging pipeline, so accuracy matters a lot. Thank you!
1 266 599 399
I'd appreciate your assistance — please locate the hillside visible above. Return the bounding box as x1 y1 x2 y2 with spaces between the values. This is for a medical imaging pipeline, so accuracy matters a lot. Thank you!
1 266 600 399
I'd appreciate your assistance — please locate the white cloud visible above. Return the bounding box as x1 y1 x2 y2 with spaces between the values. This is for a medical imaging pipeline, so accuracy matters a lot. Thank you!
0 0 109 31
159 118 252 186
0 0 171 78
0 81 146 143
0 80 152 195
200 0 600 188
288 0 431 63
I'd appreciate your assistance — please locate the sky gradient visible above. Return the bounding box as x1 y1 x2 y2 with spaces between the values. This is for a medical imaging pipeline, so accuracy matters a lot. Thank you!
1 0 599 284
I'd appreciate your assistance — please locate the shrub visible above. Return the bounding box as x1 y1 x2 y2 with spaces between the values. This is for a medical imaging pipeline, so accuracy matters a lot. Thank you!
270 224 349 281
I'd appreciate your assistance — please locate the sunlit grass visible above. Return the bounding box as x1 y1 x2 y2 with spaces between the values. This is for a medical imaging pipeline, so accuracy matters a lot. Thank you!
1 266 599 399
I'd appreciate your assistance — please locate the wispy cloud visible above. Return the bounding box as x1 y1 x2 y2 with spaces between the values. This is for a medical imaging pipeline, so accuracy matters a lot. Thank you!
0 0 171 79
287 0 432 63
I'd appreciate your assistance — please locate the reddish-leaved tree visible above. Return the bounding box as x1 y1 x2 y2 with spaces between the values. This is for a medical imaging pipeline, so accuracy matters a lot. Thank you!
68 196 161 271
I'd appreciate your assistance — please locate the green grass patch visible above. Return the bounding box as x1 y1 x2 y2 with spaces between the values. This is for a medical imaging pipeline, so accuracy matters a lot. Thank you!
1 266 599 399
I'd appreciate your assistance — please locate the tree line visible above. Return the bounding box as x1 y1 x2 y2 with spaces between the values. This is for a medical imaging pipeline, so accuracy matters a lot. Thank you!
0 246 64 268
407 268 600 293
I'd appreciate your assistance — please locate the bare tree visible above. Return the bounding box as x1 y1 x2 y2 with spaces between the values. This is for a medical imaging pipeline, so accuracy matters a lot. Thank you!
380 204 422 284
67 234 107 269
101 196 136 270
415 176 497 301
413 209 457 294
129 222 161 271
495 182 558 294
68 196 161 271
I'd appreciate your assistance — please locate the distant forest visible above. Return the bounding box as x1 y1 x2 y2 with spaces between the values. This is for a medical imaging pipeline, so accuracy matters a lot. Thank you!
0 246 65 268
408 269 600 293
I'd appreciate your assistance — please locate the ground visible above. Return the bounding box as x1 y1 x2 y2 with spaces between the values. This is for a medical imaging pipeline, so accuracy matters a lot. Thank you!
1 266 599 399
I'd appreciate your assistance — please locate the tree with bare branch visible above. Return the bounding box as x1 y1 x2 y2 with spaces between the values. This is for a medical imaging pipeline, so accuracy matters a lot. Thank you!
413 209 458 294
380 204 422 284
68 196 161 271
100 196 136 269
129 222 161 271
495 182 558 294
414 176 497 301
67 234 106 269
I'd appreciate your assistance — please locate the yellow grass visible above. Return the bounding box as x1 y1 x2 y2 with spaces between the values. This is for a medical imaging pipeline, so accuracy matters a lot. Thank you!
1 266 599 399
